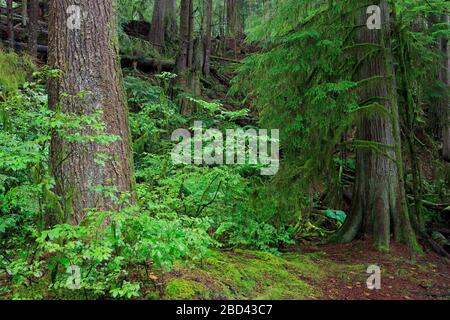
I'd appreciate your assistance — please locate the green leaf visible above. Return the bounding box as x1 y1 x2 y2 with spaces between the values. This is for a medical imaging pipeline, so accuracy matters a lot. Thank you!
325 209 347 223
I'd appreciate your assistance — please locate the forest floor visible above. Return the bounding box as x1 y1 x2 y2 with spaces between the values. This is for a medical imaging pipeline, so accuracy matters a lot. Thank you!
164 240 450 300
304 240 450 300
2 239 448 300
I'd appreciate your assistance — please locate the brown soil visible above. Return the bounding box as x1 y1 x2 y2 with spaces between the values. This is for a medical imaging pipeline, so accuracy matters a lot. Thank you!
302 239 450 300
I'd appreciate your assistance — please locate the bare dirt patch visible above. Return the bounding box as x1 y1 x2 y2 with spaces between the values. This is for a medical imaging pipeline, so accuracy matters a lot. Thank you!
302 239 450 300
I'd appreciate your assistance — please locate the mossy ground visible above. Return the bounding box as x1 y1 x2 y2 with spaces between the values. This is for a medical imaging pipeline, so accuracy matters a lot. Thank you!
164 278 208 300
163 249 329 300
3 241 446 300
162 242 449 300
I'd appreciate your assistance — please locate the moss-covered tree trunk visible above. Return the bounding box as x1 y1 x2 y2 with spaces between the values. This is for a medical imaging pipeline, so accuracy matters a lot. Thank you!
336 0 419 253
48 0 135 224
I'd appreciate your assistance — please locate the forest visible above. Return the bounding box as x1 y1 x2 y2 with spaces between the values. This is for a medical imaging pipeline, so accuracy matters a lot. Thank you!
0 0 449 302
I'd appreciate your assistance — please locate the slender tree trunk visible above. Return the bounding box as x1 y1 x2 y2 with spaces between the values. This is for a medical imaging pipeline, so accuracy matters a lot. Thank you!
203 0 212 76
48 0 135 224
441 15 450 161
226 0 242 38
22 0 28 26
149 0 166 50
7 0 14 48
177 0 192 74
187 0 194 70
428 14 449 157
218 0 226 54
165 0 178 46
177 0 199 114
28 0 39 55
336 0 419 253
226 0 242 58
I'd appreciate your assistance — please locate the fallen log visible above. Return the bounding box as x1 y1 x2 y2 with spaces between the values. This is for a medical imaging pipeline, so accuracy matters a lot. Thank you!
210 67 231 86
210 55 242 64
12 41 47 53
406 196 450 212
3 40 176 73
428 227 450 235
0 12 47 27
121 56 174 72
0 24 48 35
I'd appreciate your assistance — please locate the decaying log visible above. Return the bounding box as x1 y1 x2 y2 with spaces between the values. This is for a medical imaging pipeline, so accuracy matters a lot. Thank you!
210 66 231 86
121 57 174 72
210 55 242 64
10 40 47 53
2 40 176 73
407 196 450 212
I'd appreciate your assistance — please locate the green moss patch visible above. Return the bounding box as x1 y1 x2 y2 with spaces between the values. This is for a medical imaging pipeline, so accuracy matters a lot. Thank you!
163 249 325 300
164 279 208 300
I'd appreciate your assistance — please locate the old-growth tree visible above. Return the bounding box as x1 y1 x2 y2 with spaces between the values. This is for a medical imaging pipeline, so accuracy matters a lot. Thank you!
336 0 418 252
232 0 426 253
48 0 135 224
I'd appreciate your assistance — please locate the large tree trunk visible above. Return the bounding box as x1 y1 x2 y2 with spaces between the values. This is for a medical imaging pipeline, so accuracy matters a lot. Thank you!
48 0 135 224
336 1 419 253
149 0 166 50
28 0 39 55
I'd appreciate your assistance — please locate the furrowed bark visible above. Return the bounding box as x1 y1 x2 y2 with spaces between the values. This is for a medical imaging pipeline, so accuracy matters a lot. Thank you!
48 0 135 224
336 0 419 253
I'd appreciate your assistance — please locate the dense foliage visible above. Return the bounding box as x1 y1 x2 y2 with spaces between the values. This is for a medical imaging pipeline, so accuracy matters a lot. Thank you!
0 55 293 299
0 0 448 300
232 0 449 232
